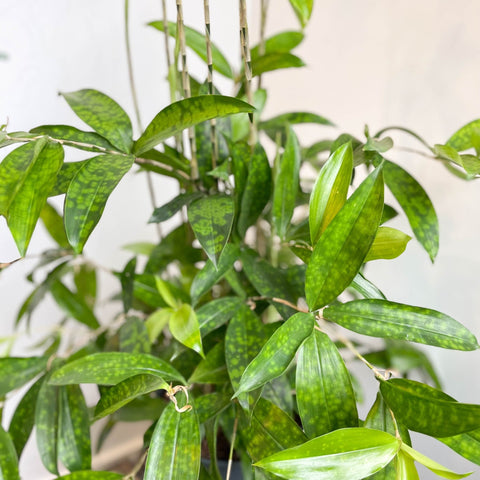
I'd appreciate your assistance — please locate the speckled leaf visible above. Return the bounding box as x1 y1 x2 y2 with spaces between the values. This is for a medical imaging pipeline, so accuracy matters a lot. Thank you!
306 164 384 310
169 304 204 357
64 154 134 253
231 141 250 214
191 244 240 305
0 425 20 480
119 316 150 354
323 299 478 350
135 95 254 155
251 31 304 58
149 21 233 79
61 89 133 153
149 192 204 224
438 429 480 466
49 352 184 386
40 202 70 248
55 472 123 480
235 312 314 397
3 140 64 255
251 52 305 78
272 126 301 239
288 0 314 27
144 402 201 480
309 142 353 244
8 375 44 457
30 125 118 153
237 143 272 237
49 160 86 197
93 374 168 422
197 297 245 337
196 392 231 424
50 280 100 329
255 427 400 480
0 356 48 396
188 195 234 268
365 226 411 262
384 160 438 261
120 257 136 314
189 342 228 384
446 119 480 153
380 378 480 437
58 385 91 471
296 330 358 438
349 272 386 299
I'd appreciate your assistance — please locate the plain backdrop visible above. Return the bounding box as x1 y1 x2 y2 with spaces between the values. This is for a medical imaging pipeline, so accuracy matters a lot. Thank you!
1 1 480 478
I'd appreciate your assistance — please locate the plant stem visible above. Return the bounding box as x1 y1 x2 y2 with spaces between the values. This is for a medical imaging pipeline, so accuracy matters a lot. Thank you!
161 0 172 70
123 450 148 480
249 296 308 313
225 415 238 480
258 0 269 89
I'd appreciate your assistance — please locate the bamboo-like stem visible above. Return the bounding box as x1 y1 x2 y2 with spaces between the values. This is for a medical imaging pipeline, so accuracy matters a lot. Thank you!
258 0 269 89
225 415 239 480
161 0 172 70
204 0 218 170
176 0 198 180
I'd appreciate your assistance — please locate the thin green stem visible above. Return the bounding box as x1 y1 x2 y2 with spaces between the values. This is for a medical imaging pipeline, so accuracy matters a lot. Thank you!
225 415 238 480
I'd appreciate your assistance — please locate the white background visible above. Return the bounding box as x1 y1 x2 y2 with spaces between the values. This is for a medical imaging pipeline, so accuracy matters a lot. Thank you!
1 0 480 478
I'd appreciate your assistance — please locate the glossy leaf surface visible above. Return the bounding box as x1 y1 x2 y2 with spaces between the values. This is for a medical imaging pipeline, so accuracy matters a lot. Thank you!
350 273 386 300
169 304 204 357
251 31 304 58
251 52 305 78
197 297 244 337
189 342 228 384
365 226 411 262
0 425 20 480
296 330 358 438
0 356 48 396
395 450 420 480
324 299 478 350
149 192 204 224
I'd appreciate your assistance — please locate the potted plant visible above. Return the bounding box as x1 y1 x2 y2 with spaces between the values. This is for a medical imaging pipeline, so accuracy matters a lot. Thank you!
1 1 480 479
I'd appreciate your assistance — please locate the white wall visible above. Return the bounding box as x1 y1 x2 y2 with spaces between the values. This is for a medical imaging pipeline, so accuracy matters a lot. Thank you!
1 0 480 478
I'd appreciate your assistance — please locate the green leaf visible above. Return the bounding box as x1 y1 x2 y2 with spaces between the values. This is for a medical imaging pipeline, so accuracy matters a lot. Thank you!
148 21 233 79
30 124 119 153
64 154 134 253
0 356 48 396
169 304 204 357
350 272 386 300
196 392 231 424
401 443 472 479
272 126 301 239
49 352 184 385
251 31 304 58
93 374 168 422
197 297 245 337
323 299 479 350
438 430 480 466
0 425 20 480
383 160 439 261
191 243 240 305
380 204 398 224
40 202 70 248
55 472 123 480
119 316 150 354
189 342 228 384
50 280 100 329
149 192 204 224
135 95 254 155
309 142 353 244
446 119 480 153
365 226 411 262
251 52 305 78
155 277 179 309
237 143 272 238
305 164 384 310
380 378 480 437
49 160 86 197
61 89 133 153
145 309 171 342
255 427 400 480
395 450 420 480
364 136 394 154
296 330 358 438
58 385 91 471
120 257 137 314
8 375 44 457
260 112 334 139
144 403 201 480
288 0 314 28
188 195 234 268
235 312 314 396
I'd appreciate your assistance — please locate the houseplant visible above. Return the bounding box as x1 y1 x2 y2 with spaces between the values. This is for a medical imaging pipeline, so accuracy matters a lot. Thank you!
1 0 480 479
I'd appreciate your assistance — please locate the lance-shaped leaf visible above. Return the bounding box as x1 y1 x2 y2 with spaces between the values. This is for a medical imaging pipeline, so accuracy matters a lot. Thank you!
169 304 204 357
135 95 254 155
189 342 228 385
196 392 231 424
50 280 100 329
149 21 233 79
0 356 48 396
30 125 119 153
323 299 479 351
58 385 91 472
40 202 70 248
49 352 184 385
365 226 411 262
438 429 480 466
350 272 386 300
309 142 353 244
251 52 305 78
93 374 168 422
383 160 438 261
401 443 471 479
446 119 480 153
289 0 314 28
49 160 87 197
272 126 301 239
119 316 150 354
395 450 420 480
306 164 384 311
120 257 137 314
8 375 44 457
55 472 123 480
255 427 400 480
234 312 314 397
190 244 240 305
188 195 234 268
251 31 304 58
64 154 134 253
296 330 358 438
0 425 20 480
237 143 272 238
61 89 133 153
144 403 201 480
197 297 244 337
380 378 480 437
146 309 172 342
149 192 204 224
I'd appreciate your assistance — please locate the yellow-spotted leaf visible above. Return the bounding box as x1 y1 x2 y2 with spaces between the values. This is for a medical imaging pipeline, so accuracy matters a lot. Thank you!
0 425 20 480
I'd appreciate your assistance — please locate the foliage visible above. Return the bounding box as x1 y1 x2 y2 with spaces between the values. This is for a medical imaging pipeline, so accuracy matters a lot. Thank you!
1 1 480 479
